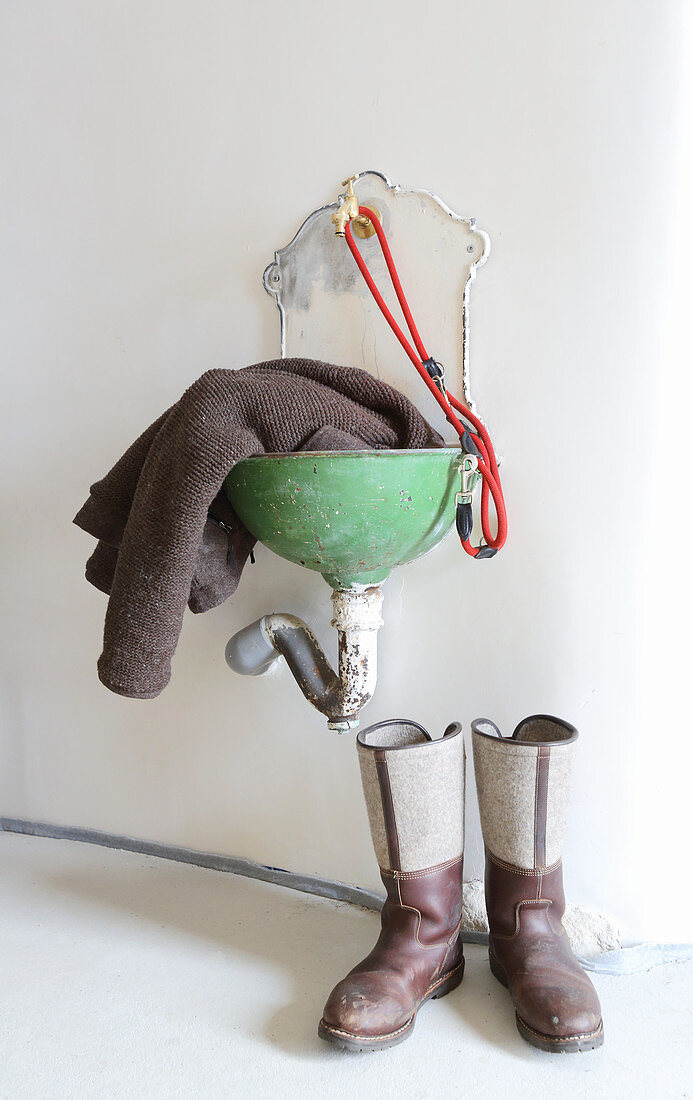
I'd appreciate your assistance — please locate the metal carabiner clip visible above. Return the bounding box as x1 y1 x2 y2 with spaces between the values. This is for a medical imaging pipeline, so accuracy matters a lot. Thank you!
454 454 480 543
455 454 480 508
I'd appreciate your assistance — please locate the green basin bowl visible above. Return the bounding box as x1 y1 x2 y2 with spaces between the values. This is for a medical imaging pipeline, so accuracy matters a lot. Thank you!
223 448 463 589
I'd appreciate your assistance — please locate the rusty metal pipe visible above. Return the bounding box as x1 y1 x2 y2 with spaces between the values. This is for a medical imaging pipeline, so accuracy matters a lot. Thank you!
225 586 384 731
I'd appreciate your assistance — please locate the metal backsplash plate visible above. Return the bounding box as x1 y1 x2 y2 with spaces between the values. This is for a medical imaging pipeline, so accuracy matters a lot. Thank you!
263 171 490 440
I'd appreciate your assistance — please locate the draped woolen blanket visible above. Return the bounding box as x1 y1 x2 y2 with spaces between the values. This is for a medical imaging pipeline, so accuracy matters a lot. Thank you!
74 358 443 700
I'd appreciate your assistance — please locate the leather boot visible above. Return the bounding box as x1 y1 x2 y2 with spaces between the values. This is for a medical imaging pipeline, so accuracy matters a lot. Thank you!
471 715 604 1052
319 719 465 1051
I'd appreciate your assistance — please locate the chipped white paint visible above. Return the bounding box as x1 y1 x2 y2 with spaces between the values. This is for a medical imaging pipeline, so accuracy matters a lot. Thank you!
264 171 489 441
331 585 384 632
329 586 384 729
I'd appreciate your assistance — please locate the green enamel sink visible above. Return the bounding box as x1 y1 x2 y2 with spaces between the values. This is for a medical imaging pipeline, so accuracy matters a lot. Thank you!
223 448 463 589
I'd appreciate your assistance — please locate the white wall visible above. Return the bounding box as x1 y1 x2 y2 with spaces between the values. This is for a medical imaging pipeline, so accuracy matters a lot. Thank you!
1 0 690 944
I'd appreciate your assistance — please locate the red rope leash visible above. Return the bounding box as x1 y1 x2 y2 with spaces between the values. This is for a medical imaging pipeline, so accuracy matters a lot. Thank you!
344 207 507 558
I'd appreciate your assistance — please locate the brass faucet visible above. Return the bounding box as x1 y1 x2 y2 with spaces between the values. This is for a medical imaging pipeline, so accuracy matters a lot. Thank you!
331 176 360 236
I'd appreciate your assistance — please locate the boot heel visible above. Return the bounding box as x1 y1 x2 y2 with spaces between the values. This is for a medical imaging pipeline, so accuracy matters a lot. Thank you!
429 957 465 1000
488 949 509 988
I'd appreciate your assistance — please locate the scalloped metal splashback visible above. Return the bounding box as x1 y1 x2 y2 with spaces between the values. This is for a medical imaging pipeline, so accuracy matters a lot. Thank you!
263 171 490 442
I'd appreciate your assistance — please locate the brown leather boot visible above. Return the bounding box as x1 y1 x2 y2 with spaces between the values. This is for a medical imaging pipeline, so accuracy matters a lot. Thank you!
472 715 604 1052
319 719 465 1051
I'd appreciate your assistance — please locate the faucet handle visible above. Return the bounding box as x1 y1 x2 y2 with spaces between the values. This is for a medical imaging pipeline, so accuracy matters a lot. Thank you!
332 176 360 236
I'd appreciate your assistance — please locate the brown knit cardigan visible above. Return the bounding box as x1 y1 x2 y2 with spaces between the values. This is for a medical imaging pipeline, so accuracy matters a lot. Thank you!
74 358 443 699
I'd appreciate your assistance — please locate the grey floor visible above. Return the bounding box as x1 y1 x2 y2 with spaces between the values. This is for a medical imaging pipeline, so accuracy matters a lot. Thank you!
1 832 690 1099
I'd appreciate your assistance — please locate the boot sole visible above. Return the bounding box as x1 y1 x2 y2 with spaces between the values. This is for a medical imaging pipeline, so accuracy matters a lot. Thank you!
317 957 465 1053
488 949 604 1053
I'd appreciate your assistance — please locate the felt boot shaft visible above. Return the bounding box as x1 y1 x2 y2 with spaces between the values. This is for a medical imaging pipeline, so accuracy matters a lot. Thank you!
357 719 465 872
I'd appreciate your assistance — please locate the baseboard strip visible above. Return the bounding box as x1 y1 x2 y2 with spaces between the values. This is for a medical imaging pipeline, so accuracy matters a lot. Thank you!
3 816 690 971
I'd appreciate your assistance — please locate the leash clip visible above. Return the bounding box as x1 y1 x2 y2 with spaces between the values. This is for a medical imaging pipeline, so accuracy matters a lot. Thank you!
454 455 480 543
456 454 480 507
